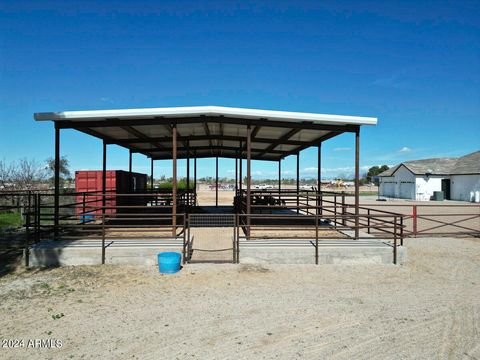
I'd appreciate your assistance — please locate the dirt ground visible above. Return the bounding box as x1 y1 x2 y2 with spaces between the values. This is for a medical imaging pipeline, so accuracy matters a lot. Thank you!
196 185 235 206
1 237 479 359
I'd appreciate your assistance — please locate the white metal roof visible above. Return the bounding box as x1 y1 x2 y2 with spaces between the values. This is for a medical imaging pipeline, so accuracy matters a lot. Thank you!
34 105 377 126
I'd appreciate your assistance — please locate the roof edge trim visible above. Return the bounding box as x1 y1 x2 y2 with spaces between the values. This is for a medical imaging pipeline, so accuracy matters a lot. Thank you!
34 105 377 126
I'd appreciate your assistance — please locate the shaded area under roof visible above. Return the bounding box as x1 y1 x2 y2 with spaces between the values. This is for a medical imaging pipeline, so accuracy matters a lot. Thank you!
34 106 377 161
379 151 480 177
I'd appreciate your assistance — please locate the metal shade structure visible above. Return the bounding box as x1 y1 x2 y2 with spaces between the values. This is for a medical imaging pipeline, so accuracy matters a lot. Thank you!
35 105 377 240
35 106 376 161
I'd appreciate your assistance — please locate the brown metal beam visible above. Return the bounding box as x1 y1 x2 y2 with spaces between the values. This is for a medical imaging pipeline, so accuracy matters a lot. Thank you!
56 116 358 133
164 124 189 153
251 125 262 138
239 141 243 192
258 128 301 157
203 122 213 155
194 150 197 195
235 155 238 192
317 144 321 216
150 158 154 191
121 125 166 150
186 141 190 193
151 152 279 161
172 124 177 236
215 156 219 207
147 145 285 156
102 140 107 264
219 123 224 155
77 127 148 156
355 128 360 239
246 125 251 238
296 152 300 214
278 159 281 192
281 130 342 158
128 150 133 192
110 134 308 146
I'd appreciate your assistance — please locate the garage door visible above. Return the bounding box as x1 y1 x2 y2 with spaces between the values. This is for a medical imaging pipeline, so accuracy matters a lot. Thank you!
399 181 414 199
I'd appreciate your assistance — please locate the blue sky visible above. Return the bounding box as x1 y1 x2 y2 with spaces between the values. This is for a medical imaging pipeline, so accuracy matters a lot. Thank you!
1 1 479 179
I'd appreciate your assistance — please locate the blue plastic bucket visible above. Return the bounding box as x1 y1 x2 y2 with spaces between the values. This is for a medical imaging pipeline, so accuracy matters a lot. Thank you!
158 252 181 274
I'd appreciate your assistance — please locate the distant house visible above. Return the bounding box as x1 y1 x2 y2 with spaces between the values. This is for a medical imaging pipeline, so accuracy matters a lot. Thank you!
378 151 480 201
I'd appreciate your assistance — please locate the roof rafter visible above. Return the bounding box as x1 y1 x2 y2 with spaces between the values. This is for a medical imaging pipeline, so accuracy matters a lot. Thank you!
120 125 166 150
258 128 301 157
146 145 285 155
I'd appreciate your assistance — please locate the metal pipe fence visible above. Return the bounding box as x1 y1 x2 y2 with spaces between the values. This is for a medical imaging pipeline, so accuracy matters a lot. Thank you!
2 189 478 268
237 213 405 264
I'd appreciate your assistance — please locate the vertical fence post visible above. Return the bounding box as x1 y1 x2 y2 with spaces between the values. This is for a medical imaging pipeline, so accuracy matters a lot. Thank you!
187 214 191 263
24 191 31 267
236 214 240 263
101 141 107 265
101 211 105 265
35 193 40 243
315 215 319 265
82 192 86 225
54 125 60 239
333 195 337 229
400 216 404 246
393 216 397 265
341 193 346 226
232 214 236 264
367 208 371 234
413 205 417 237
306 191 309 215
183 214 187 264
296 152 300 214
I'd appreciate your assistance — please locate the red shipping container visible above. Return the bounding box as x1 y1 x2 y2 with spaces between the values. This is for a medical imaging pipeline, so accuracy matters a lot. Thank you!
75 170 148 218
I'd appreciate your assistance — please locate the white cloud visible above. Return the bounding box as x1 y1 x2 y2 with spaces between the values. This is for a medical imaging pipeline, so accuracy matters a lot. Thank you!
399 147 412 153
303 167 318 173
333 147 351 152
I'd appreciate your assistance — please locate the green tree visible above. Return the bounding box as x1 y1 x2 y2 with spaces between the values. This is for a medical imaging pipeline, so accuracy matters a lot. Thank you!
46 156 71 187
367 165 389 183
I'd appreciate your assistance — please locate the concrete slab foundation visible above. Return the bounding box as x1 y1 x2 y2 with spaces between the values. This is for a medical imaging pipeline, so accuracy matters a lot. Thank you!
240 239 406 265
25 238 405 267
26 239 183 267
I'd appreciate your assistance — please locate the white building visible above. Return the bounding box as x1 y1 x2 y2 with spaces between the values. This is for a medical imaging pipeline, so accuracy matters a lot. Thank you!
378 151 480 201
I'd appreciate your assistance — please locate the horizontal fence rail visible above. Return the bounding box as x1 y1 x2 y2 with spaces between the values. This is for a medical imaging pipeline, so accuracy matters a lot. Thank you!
237 213 405 264
2 189 478 267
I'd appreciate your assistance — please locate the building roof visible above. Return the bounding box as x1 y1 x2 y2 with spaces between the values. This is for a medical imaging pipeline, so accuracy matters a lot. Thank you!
379 151 480 177
34 106 378 126
34 106 377 161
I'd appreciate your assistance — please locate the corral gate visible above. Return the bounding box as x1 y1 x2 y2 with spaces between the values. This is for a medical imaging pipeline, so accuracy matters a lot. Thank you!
185 214 238 264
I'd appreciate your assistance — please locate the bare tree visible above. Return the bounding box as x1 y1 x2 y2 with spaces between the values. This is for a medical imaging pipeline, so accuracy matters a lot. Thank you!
13 158 47 190
0 159 15 190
